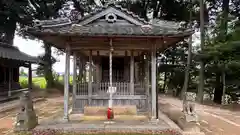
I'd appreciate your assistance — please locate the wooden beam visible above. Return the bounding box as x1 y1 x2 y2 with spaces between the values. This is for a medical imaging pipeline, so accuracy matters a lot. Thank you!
71 46 152 50
76 95 147 100
75 95 147 100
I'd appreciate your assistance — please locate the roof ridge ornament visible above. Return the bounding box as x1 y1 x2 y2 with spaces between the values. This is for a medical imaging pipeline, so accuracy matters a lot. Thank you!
141 25 152 33
105 13 117 23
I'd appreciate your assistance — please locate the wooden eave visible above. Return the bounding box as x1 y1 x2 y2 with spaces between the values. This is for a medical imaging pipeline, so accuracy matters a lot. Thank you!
29 31 190 52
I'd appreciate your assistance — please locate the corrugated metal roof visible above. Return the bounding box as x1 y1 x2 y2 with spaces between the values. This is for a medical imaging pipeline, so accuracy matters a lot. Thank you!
0 42 40 63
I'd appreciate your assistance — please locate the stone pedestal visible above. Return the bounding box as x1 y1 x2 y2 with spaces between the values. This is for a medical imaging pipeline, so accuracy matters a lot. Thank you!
178 117 200 132
177 112 204 135
14 91 38 131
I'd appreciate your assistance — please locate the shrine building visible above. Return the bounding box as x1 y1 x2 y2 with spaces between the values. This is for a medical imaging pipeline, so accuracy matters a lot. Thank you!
27 4 193 121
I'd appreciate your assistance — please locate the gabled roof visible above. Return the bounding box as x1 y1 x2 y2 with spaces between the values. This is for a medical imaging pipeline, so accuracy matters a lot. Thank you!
78 4 148 25
27 4 193 38
0 42 41 64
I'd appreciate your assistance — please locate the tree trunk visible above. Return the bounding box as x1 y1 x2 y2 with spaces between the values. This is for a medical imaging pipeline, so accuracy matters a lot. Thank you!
219 0 230 41
153 0 161 18
197 0 205 103
214 73 223 104
5 17 16 45
43 42 54 88
218 0 229 104
181 1 193 100
222 69 226 104
141 0 150 21
163 72 167 93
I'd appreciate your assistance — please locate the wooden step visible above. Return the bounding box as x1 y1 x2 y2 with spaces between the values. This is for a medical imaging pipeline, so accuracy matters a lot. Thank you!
84 105 137 116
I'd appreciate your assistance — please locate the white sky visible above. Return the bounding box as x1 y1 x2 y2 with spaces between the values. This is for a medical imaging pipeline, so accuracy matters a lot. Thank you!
13 35 73 74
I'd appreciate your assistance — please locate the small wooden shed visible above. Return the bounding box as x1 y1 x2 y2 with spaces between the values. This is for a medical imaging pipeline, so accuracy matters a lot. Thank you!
0 42 40 100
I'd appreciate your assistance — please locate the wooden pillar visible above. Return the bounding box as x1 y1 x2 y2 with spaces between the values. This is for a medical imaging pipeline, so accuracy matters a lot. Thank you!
88 50 92 105
63 45 70 121
28 64 32 90
151 44 157 119
72 52 77 110
96 51 100 83
83 62 87 82
8 67 12 97
130 50 134 95
77 58 82 83
3 67 6 83
145 53 150 112
96 51 100 92
109 44 113 108
135 62 139 83
124 51 129 82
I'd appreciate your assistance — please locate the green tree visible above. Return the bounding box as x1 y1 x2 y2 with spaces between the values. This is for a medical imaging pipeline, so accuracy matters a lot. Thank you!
0 0 67 89
201 0 240 104
20 68 27 76
0 0 33 44
26 0 66 88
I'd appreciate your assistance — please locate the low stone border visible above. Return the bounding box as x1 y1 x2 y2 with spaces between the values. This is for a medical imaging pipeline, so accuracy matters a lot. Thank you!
21 128 183 135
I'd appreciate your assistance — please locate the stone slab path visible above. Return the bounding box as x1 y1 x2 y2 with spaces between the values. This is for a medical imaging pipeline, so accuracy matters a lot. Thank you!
159 95 240 135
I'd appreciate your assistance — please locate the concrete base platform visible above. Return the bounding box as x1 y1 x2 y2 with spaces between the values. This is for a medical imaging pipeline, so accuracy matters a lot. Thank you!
34 111 183 135
35 121 181 134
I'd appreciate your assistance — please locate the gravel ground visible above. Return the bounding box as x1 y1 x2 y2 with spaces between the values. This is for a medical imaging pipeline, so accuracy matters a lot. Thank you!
0 96 64 135
159 95 240 135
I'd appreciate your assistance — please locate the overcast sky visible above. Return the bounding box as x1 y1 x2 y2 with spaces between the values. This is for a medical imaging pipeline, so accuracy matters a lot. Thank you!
13 35 73 73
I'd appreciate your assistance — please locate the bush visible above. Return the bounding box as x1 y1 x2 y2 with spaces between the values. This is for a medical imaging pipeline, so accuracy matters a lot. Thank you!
19 77 47 89
19 78 28 88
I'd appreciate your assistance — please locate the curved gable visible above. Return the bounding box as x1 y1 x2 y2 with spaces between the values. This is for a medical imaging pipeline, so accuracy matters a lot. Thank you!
78 5 147 26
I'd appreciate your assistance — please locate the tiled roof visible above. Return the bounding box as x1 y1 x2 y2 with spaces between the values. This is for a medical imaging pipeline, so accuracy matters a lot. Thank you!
27 4 193 37
29 24 192 37
0 42 41 63
33 4 148 28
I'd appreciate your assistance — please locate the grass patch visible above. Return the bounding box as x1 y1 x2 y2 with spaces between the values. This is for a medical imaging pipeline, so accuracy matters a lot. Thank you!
19 76 46 89
19 76 73 89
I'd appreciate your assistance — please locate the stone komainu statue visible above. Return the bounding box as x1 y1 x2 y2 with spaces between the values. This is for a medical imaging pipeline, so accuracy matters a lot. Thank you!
183 92 196 115
179 92 203 134
14 91 38 131
182 92 198 123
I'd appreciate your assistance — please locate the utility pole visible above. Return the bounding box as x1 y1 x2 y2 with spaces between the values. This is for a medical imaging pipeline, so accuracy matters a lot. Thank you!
197 0 205 103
